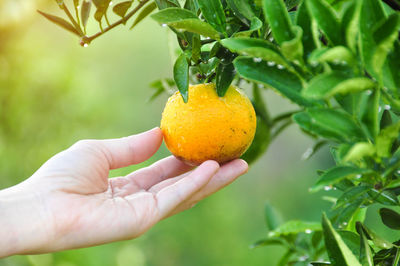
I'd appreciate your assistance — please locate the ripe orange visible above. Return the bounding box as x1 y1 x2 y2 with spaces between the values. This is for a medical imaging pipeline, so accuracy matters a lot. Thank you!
160 83 256 165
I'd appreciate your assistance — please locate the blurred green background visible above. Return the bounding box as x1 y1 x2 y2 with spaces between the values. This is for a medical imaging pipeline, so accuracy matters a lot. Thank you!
0 1 343 265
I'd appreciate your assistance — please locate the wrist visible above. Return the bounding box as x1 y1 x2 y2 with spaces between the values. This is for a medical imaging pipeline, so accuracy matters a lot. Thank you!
0 182 48 257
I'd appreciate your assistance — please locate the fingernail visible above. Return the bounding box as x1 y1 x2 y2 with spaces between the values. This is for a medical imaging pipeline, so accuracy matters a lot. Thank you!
238 159 249 173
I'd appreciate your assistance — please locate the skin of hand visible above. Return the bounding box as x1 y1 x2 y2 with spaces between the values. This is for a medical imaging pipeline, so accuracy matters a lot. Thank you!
0 128 248 257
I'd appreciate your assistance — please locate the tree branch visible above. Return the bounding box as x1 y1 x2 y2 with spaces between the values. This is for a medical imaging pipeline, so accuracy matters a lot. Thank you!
80 0 150 46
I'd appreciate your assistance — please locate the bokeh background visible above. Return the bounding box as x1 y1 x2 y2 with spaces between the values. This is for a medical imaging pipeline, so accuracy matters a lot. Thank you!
1 1 383 265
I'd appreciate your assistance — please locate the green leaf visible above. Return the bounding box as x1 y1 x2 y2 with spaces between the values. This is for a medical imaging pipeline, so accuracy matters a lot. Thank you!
293 108 366 143
386 178 400 189
359 0 386 78
149 79 168 101
343 142 376 163
234 56 315 107
347 208 367 232
310 166 370 192
226 0 255 24
151 8 221 39
221 38 290 69
376 121 400 158
215 63 236 97
191 34 201 62
322 213 361 266
383 41 400 94
337 230 361 258
281 25 303 61
251 238 285 248
197 0 226 34
113 1 132 17
92 0 112 21
131 2 157 29
341 1 362 52
359 227 374 266
328 78 375 98
155 0 179 9
173 53 189 102
380 208 400 230
233 17 263 37
183 0 197 12
302 72 347 99
368 189 400 206
361 89 380 140
279 250 295 266
334 186 371 210
302 140 328 160
331 144 352 164
80 0 92 30
37 10 81 36
303 72 374 100
198 57 219 75
308 46 356 67
268 220 321 237
306 0 343 45
383 154 400 179
263 202 281 231
262 0 295 45
356 222 395 249
334 179 355 192
372 13 400 78
285 0 300 10
335 200 364 229
311 262 331 265
295 0 317 59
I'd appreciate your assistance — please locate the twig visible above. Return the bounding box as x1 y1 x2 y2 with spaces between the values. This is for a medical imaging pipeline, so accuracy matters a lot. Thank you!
271 110 301 125
105 13 111 27
201 39 216 45
270 120 293 141
81 0 150 46
74 4 81 28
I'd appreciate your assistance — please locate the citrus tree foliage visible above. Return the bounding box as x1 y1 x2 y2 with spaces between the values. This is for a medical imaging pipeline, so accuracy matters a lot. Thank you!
40 0 400 264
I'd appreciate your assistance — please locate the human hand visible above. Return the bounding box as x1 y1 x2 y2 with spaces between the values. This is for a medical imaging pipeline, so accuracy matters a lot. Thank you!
0 128 248 257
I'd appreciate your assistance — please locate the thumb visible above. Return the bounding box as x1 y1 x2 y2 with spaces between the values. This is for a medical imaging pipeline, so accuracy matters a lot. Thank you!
70 127 163 169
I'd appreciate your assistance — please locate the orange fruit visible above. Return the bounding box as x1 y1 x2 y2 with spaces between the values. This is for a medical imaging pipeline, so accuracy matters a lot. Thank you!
160 83 256 165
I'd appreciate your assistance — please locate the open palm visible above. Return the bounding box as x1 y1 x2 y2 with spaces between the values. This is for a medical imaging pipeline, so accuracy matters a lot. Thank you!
13 128 247 254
